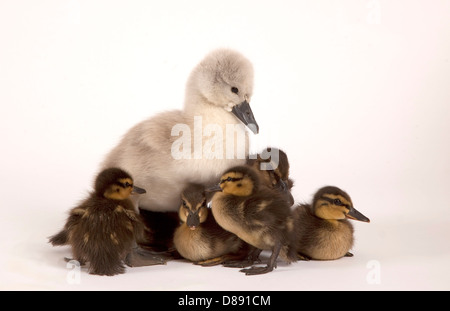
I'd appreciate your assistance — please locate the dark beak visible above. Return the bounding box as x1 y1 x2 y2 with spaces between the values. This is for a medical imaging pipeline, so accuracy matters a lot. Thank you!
186 212 200 230
346 207 370 223
132 185 147 194
231 100 259 134
276 179 294 206
205 184 222 193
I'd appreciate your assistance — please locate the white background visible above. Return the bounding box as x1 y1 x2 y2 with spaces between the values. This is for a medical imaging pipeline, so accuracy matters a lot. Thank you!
1 0 449 290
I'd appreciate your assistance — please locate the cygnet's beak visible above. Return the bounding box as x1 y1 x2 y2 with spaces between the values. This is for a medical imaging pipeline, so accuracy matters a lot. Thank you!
132 185 147 194
231 100 259 134
346 206 370 223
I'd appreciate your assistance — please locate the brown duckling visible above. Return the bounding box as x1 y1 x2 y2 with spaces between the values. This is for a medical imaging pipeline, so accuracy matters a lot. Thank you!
247 147 294 205
49 167 166 276
292 186 370 260
173 183 246 266
209 166 297 275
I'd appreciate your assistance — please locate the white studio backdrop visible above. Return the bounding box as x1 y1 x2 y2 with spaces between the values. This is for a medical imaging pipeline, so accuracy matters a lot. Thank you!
0 0 449 290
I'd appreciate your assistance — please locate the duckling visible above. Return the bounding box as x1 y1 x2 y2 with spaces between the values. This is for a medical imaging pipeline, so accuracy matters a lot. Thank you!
101 49 259 215
292 186 370 261
209 166 297 275
247 147 294 206
49 168 166 275
173 183 246 265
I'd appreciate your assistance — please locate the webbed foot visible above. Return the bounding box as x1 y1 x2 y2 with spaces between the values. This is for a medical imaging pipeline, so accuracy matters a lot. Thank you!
240 264 276 276
222 257 261 268
240 242 282 276
223 247 262 268
125 246 168 267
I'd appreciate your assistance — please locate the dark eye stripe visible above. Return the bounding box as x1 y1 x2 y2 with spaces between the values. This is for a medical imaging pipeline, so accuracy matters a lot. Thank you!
115 181 133 188
322 196 349 208
220 177 243 184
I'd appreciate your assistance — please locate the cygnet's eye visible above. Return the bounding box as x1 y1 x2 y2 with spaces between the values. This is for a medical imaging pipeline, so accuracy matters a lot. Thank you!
231 87 239 94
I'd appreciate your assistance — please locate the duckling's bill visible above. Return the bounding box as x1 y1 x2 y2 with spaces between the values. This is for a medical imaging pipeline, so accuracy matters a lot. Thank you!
206 184 222 193
186 213 200 229
132 185 147 194
231 100 259 134
346 207 370 223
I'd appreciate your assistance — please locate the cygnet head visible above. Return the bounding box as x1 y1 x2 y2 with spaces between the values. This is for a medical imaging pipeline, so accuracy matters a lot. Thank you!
185 48 259 134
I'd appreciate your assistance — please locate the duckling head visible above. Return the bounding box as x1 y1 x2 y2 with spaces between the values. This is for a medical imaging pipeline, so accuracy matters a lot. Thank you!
179 184 208 230
185 48 259 134
248 147 293 191
95 167 146 201
209 166 260 197
312 186 370 222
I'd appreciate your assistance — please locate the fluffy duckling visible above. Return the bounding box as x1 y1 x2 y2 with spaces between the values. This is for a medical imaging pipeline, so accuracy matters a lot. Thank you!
209 166 297 275
101 49 259 213
292 186 370 260
49 168 166 276
173 183 246 265
247 147 294 206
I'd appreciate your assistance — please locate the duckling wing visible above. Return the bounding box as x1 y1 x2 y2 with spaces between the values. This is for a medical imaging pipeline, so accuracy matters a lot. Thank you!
49 196 93 245
244 194 292 227
70 198 137 255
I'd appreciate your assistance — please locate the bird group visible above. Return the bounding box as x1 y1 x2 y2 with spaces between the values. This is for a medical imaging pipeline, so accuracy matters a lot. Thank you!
49 49 370 276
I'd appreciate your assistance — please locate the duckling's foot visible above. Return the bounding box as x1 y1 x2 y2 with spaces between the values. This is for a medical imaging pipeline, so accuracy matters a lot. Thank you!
240 264 275 276
222 258 260 268
125 246 168 267
240 242 281 276
223 247 262 268
345 252 354 257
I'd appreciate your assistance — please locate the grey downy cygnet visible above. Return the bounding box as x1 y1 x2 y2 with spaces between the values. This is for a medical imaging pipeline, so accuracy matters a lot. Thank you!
101 48 259 212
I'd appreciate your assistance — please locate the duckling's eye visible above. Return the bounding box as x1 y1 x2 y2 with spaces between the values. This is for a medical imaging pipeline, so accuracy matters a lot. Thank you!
231 87 239 94
334 199 342 205
124 182 132 187
182 200 187 207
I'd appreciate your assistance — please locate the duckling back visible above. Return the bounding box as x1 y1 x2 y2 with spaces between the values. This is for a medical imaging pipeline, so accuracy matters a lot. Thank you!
292 204 354 260
69 196 144 275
